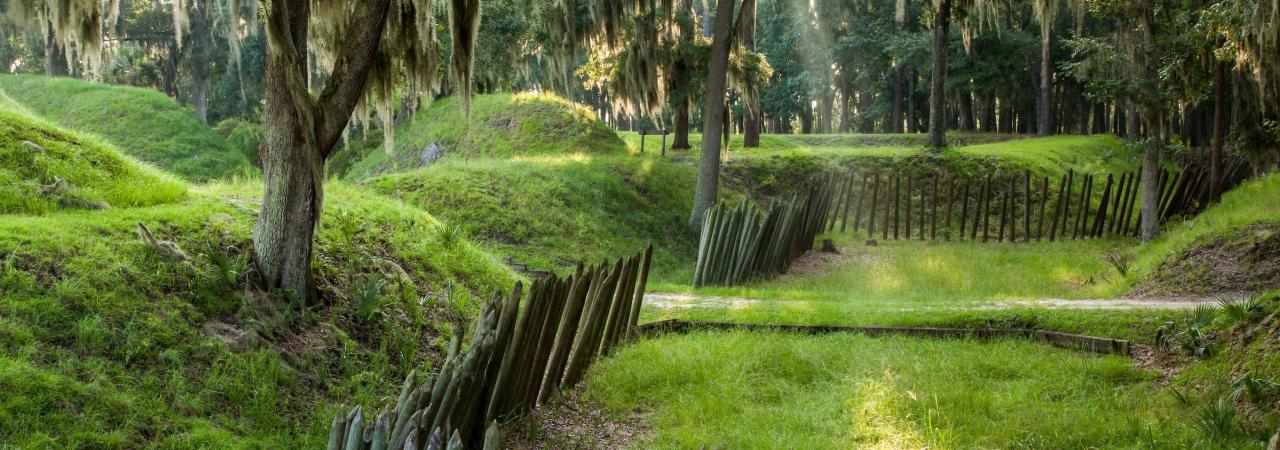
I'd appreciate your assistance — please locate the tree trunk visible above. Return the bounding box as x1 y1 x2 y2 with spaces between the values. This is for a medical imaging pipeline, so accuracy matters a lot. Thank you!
741 0 760 147
958 87 974 131
194 76 210 124
44 22 69 77
673 98 692 149
1210 59 1228 202
892 68 904 133
190 1 214 124
927 0 952 147
688 0 736 231
906 68 918 132
838 87 852 133
817 87 834 133
256 0 392 298
258 0 321 299
1037 29 1053 136
800 102 814 133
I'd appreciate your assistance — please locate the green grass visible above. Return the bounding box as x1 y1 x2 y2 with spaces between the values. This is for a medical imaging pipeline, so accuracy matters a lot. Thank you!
0 75 249 181
954 134 1136 175
639 230 1183 342
0 101 186 215
619 132 1131 174
659 233 1132 302
365 153 743 280
586 331 1206 449
0 180 514 447
335 93 626 179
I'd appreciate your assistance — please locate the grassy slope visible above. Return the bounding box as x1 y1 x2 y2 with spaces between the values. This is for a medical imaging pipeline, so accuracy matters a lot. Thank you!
1135 173 1280 280
1 154 513 447
335 93 626 179
0 98 186 215
0 75 248 181
365 154 740 280
586 331 1197 449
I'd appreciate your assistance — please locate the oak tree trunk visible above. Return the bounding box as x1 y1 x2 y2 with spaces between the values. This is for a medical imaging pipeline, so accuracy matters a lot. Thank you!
673 98 692 149
256 0 392 298
688 0 736 231
741 0 760 148
1210 59 1228 202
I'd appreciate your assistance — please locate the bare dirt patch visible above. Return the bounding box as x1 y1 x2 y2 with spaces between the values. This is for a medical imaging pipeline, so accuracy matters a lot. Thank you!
504 391 644 450
1130 343 1194 386
1137 223 1280 296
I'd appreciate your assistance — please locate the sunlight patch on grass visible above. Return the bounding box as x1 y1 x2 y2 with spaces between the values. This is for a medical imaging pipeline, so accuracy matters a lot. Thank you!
586 331 1194 449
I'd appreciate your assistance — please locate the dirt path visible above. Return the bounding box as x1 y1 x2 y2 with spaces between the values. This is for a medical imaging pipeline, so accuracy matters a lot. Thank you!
644 291 1249 311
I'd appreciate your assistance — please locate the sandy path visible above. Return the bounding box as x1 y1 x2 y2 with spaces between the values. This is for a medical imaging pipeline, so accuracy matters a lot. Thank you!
643 291 1248 311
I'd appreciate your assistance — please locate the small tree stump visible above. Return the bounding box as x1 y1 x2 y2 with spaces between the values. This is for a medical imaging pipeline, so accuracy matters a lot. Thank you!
821 239 838 253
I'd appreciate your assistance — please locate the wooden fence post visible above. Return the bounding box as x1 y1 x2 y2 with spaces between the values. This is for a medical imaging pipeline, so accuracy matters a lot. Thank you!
848 173 868 234
905 173 913 239
1023 170 1031 242
998 178 1010 242
1036 176 1049 241
868 172 880 238
944 176 956 241
640 129 646 154
1060 170 1075 238
930 175 939 240
892 172 901 240
959 180 971 239
1049 174 1066 241
1073 174 1092 240
1122 171 1140 236
979 175 991 242
840 169 858 232
1093 174 1114 238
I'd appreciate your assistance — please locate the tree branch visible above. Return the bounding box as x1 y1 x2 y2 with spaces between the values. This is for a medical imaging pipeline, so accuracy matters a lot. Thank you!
315 0 394 158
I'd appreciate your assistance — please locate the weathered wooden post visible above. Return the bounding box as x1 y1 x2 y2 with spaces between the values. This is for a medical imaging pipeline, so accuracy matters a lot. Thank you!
905 173 913 239
661 129 667 155
868 172 880 238
1023 170 1031 242
1036 176 1049 241
1092 174 1114 238
1109 172 1130 236
958 180 971 239
944 176 956 241
1073 174 1093 239
978 175 991 242
998 180 1009 242
1060 170 1075 237
930 175 940 240
846 173 867 233
640 129 646 154
1049 174 1066 241
829 173 849 232
883 174 892 241
1124 171 1140 235
893 172 901 240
